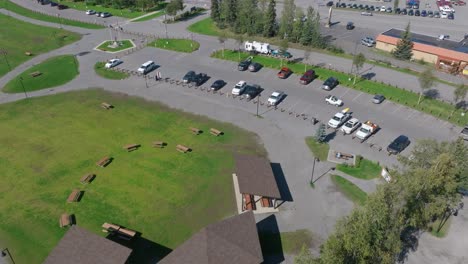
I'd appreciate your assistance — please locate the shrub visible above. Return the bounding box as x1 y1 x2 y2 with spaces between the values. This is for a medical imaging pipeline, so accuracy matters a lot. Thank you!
355 155 363 168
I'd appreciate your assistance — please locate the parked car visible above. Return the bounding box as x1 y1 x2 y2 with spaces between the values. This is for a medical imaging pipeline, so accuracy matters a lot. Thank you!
440 11 448 18
277 67 292 79
182 71 196 83
361 38 374 47
363 37 376 44
137 61 156 75
86 9 96 15
460 125 468 140
192 73 208 86
100 12 112 18
408 9 414 15
340 118 361 134
267 91 285 106
395 8 401 14
420 10 427 16
243 84 262 100
428 10 434 17
380 6 387 11
50 2 58 7
400 9 407 15
325 95 343 106
104 59 123 69
248 62 262 72
346 22 355 30
238 57 252 71
361 11 373 16
271 49 292 58
210 80 226 90
300 70 316 84
387 135 411 154
322 77 339 90
373 94 386 104
327 111 351 129
57 4 68 10
326 1 334 7
415 9 420 16
434 11 441 18
232 80 247 95
386 7 393 12
448 12 454 19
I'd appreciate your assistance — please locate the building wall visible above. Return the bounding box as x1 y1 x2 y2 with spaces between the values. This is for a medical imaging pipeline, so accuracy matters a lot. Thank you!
376 41 395 53
376 41 438 64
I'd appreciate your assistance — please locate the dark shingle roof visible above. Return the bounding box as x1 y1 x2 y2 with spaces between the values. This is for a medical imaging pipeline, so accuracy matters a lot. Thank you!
43 225 132 264
159 211 263 264
235 154 281 199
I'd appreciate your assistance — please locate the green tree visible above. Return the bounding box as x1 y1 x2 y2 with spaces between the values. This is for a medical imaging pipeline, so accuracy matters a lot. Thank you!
294 244 317 264
291 7 304 43
315 123 326 143
417 68 435 105
279 37 289 67
300 7 322 47
211 0 221 23
352 53 366 85
303 48 311 72
279 0 295 40
452 83 467 114
392 22 414 60
238 0 259 35
309 10 323 48
234 34 245 61
263 0 277 37
218 31 227 58
166 0 184 17
221 0 237 28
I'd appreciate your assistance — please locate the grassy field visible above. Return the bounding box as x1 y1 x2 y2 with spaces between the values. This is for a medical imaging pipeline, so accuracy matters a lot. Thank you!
259 229 315 255
0 89 265 263
0 1 104 29
131 10 165 22
3 55 79 93
211 50 468 126
305 137 329 161
187 17 219 36
149 38 200 53
0 14 80 78
336 158 381 180
331 175 368 205
94 62 129 80
96 40 135 52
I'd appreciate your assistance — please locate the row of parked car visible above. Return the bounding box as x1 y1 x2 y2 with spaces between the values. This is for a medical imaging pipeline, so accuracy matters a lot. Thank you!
86 9 112 17
339 2 455 19
38 0 68 10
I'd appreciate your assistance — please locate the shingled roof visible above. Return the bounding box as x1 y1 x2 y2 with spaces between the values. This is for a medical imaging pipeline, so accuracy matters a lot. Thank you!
159 211 263 264
235 154 281 199
43 225 132 264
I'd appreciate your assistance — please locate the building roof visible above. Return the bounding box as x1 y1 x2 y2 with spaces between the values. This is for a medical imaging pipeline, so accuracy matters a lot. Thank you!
43 225 132 264
377 29 468 62
159 211 263 264
235 154 281 199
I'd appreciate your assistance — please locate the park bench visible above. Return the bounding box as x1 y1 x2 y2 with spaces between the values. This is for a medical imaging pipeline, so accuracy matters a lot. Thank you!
123 144 140 152
25 51 32 56
261 197 272 208
176 144 191 153
243 194 256 211
67 189 81 203
189 127 202 135
101 102 113 109
80 173 95 184
59 213 72 228
209 128 223 136
102 222 121 233
29 71 42 77
118 228 136 240
152 141 166 148
96 156 111 167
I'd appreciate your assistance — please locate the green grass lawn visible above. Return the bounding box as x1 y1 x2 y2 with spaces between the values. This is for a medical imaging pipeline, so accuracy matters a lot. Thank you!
331 175 368 205
149 38 200 53
0 89 265 263
131 10 165 22
94 62 129 80
429 216 452 238
187 17 219 36
305 137 329 161
211 50 468 126
59 0 145 18
259 229 314 255
336 158 381 180
96 40 135 52
3 55 79 93
0 1 104 29
0 14 80 78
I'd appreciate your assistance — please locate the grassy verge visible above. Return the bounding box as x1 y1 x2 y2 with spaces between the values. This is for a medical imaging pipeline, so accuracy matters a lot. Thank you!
305 137 329 161
211 50 468 126
94 62 129 80
429 216 452 238
0 1 104 29
336 158 381 180
259 229 314 255
331 175 368 205
59 0 161 18
0 89 265 263
96 40 135 52
3 55 79 93
149 38 200 53
131 10 165 22
0 13 80 78
187 17 225 36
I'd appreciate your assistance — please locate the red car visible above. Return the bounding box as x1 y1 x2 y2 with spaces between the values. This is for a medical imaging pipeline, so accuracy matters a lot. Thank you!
277 67 292 79
300 70 316 84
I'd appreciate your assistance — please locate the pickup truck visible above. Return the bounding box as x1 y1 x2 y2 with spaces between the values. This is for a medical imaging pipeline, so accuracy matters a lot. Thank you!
340 118 360 134
461 126 468 140
277 67 292 79
327 109 351 129
355 120 379 141
325 95 343 106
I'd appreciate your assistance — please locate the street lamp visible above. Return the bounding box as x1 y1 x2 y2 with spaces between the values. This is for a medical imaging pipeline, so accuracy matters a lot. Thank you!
256 94 261 117
0 49 11 71
18 77 28 99
57 13 62 29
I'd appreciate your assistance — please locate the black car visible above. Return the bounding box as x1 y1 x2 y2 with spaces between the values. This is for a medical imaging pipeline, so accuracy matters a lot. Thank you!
358 4 364 9
408 9 414 16
428 10 433 17
352 4 358 8
326 1 334 7
210 80 226 90
193 73 209 86
248 62 262 72
243 84 263 100
346 22 355 30
395 8 401 14
415 9 420 16
321 77 339 90
50 2 58 6
182 71 196 83
401 9 407 15
57 4 68 9
387 135 411 155
238 57 252 71
448 13 454 19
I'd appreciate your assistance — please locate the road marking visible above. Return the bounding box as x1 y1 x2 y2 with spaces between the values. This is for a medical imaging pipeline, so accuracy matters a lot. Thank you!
352 92 363 101
340 88 351 98
405 110 418 120
391 105 402 114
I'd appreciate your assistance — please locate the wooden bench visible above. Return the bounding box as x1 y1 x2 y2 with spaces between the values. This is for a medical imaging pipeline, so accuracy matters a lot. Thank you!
80 173 95 184
189 127 202 135
210 128 223 136
59 213 72 228
96 156 111 167
67 189 81 203
25 51 32 56
261 197 273 208
102 222 121 232
118 228 136 240
123 144 140 152
152 141 166 148
29 71 42 77
101 102 113 109
176 144 191 153
243 194 256 211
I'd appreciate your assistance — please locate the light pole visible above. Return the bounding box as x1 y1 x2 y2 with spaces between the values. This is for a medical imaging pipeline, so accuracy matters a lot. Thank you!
18 77 28 99
0 49 11 71
310 158 318 184
164 11 168 40
256 94 261 117
57 14 62 29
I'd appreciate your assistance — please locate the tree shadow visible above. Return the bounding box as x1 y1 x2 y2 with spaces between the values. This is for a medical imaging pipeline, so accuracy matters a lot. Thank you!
423 89 439 99
361 72 376 80
323 130 337 143
398 226 420 263
270 163 293 202
257 215 285 264
455 100 467 110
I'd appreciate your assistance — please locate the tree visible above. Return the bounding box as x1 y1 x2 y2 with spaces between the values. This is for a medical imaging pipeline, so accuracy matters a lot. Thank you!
166 0 184 17
294 244 317 264
279 37 289 67
303 48 311 72
352 53 366 85
393 22 413 60
234 34 244 62
218 32 227 58
238 0 259 35
452 83 467 115
417 68 435 105
279 0 295 40
221 0 237 28
300 6 322 47
263 0 277 37
211 0 220 23
315 123 326 143
291 7 304 43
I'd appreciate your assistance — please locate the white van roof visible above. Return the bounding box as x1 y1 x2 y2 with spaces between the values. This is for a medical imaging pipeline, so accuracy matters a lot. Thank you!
141 61 154 67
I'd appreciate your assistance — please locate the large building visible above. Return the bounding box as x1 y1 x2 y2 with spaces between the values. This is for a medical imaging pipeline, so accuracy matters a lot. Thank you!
376 29 468 76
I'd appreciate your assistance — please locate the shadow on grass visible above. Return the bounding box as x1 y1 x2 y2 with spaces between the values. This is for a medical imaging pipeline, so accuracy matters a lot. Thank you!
424 89 440 99
107 233 172 263
270 163 293 202
257 215 285 264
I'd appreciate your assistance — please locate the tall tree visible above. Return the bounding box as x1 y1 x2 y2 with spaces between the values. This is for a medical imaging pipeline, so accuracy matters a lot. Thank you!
234 34 244 61
452 83 467 114
279 37 289 67
263 0 277 37
393 22 414 60
166 0 184 17
211 0 220 23
417 68 435 105
303 48 311 72
315 123 326 143
294 244 317 264
352 53 366 85
218 31 227 58
279 0 295 40
222 0 237 28
300 6 322 47
238 0 258 35
291 7 304 43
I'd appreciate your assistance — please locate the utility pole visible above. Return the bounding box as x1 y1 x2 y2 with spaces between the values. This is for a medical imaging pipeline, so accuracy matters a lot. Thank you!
310 158 318 184
164 12 168 40
19 77 28 99
57 14 62 29
0 50 11 71
256 94 261 117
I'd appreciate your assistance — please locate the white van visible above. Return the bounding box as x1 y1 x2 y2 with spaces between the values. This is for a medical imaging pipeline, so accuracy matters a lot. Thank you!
137 61 156 74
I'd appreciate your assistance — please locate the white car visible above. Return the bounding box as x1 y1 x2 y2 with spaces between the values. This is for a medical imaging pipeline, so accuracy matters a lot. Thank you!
267 91 285 106
327 111 351 129
380 6 386 12
232 81 247 95
340 118 360 134
440 11 448 18
325 95 343 106
86 10 96 15
137 61 156 74
104 59 122 69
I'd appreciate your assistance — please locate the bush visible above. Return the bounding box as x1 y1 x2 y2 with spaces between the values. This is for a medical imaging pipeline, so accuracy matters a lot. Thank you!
355 155 363 168
326 45 344 54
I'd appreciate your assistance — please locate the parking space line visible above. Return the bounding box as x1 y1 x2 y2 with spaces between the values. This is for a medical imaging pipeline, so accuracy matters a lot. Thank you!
391 105 402 114
352 92 363 101
340 88 352 98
